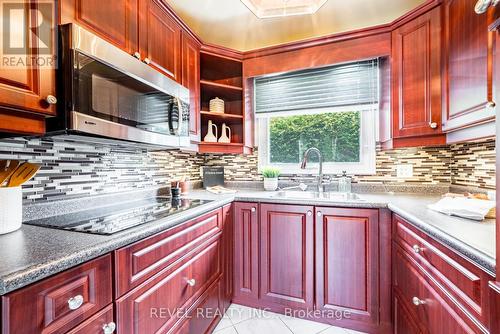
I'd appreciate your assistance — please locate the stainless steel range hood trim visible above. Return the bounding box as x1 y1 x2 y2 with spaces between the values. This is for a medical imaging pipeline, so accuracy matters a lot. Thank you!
67 23 189 103
70 112 181 148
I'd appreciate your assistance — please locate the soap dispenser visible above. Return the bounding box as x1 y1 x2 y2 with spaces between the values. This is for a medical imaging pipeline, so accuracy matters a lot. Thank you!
338 171 352 193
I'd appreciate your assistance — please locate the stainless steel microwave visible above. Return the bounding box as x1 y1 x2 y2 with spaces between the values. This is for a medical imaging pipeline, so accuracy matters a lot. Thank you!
47 24 190 148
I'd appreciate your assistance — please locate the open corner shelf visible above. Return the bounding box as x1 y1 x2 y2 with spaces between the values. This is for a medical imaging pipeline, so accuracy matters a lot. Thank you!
199 51 244 154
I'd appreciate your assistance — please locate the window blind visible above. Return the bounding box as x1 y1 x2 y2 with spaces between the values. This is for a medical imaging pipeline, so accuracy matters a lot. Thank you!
254 59 379 115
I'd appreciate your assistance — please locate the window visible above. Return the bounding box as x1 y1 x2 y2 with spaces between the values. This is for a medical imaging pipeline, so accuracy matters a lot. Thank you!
255 60 378 175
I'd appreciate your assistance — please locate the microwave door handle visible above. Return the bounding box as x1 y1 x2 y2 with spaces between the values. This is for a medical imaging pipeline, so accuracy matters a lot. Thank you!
175 97 183 136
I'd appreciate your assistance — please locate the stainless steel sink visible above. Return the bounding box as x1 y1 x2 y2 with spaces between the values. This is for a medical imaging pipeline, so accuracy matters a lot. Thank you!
271 191 363 201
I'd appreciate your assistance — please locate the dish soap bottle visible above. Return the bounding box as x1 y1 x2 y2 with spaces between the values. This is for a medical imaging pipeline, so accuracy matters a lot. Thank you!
338 171 352 193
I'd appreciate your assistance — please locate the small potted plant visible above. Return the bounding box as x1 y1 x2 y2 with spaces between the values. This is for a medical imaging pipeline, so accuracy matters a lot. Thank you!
261 167 280 191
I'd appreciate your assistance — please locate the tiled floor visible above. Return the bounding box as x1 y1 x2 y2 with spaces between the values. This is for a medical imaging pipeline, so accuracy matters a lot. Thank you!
213 304 368 334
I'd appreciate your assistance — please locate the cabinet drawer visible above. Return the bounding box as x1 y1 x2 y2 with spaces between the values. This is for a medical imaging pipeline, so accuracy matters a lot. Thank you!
67 304 115 334
115 208 222 296
393 215 492 326
393 244 479 334
116 236 221 334
1 255 112 334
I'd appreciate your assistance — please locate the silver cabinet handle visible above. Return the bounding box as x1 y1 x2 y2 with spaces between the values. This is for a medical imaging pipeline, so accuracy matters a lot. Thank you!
45 95 57 105
487 101 496 108
144 57 151 64
412 296 425 306
102 322 116 334
429 122 438 129
186 278 196 287
412 244 422 253
317 211 322 217
133 51 141 59
307 210 312 216
251 207 256 213
67 295 84 310
475 0 499 14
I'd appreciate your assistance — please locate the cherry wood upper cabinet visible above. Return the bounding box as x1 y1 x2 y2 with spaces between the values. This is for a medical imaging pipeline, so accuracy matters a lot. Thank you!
442 0 495 133
391 7 445 146
59 0 138 55
138 0 181 82
0 0 56 134
315 207 380 331
259 204 314 310
182 32 201 141
233 202 259 302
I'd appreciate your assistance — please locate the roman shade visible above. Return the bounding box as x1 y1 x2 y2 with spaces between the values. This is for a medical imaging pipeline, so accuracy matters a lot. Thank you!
255 59 379 116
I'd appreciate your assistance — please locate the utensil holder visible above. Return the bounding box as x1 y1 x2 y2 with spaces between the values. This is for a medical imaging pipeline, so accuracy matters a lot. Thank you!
0 187 22 234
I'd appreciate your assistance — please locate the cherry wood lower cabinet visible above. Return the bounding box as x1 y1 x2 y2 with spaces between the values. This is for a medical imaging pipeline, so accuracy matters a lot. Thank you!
393 215 494 333
233 202 259 302
259 204 314 310
315 207 385 332
220 204 234 313
233 202 391 333
1 255 113 334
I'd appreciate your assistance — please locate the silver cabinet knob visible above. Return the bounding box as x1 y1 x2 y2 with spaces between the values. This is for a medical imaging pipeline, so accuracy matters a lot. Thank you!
317 211 322 217
102 322 116 334
412 296 425 306
45 95 57 105
429 122 438 129
251 207 256 213
487 101 496 108
307 210 312 216
412 244 422 253
133 51 141 59
144 57 151 64
186 278 196 287
68 295 84 310
475 0 500 14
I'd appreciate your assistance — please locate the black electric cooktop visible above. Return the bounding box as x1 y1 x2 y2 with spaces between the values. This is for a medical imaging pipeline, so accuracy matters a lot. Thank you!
24 197 212 235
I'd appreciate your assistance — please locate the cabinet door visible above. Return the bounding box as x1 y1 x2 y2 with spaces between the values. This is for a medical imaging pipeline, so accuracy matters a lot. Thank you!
442 0 495 132
220 204 234 312
392 7 443 139
259 204 314 310
233 202 259 302
182 32 201 141
139 0 181 81
0 0 56 119
315 207 379 326
60 0 138 54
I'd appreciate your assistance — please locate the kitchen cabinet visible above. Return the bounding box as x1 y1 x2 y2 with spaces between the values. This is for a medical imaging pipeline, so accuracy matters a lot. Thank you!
442 0 495 139
138 0 182 82
59 0 138 54
393 294 423 334
315 207 381 329
390 6 445 148
116 236 221 334
1 255 113 334
233 202 259 302
393 215 494 333
0 0 57 135
259 204 314 310
182 32 201 141
220 204 234 312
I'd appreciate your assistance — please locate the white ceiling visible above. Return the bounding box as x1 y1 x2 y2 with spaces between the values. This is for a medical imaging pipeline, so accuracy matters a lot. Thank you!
166 0 426 51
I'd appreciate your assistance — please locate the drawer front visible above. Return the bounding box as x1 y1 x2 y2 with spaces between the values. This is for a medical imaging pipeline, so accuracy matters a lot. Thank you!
393 215 492 324
174 281 221 334
67 304 114 334
393 243 479 334
1 255 112 334
115 208 222 296
116 236 221 334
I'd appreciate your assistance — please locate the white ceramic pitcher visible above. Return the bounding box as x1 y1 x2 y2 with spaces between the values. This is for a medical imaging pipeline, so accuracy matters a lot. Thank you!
219 123 231 143
203 120 218 143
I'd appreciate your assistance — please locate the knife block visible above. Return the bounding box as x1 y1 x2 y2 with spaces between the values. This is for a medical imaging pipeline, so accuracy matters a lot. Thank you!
0 187 22 234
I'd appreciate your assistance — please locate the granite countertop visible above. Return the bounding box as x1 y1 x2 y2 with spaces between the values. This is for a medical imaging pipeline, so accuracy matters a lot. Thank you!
0 189 495 295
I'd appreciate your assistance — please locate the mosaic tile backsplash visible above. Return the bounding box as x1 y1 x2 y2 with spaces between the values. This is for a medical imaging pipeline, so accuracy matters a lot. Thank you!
0 136 495 203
